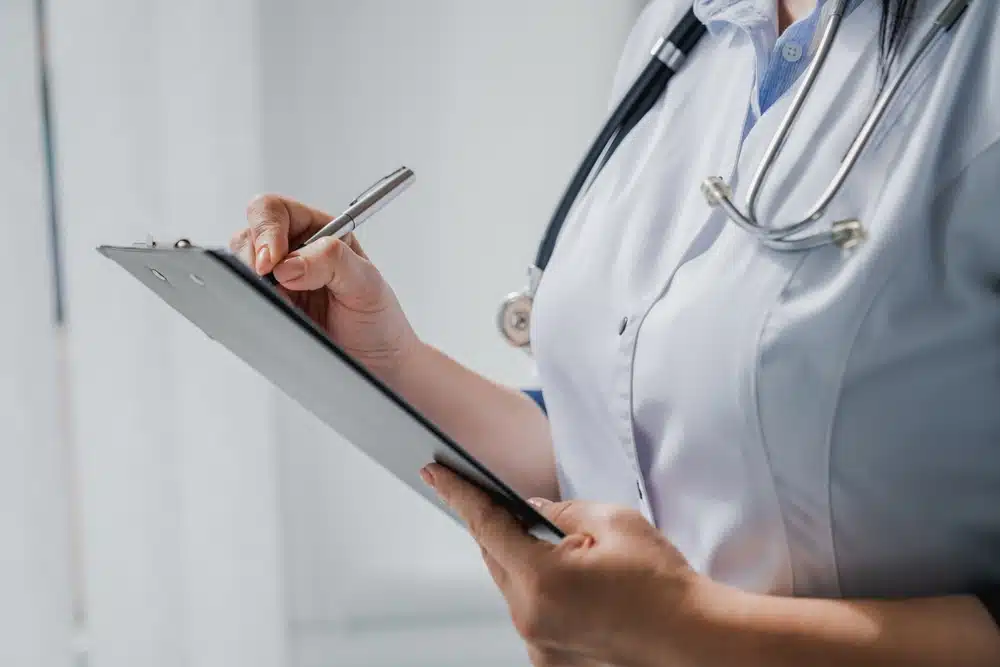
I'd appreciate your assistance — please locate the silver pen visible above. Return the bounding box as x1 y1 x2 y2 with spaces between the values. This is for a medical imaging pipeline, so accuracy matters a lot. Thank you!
263 165 414 284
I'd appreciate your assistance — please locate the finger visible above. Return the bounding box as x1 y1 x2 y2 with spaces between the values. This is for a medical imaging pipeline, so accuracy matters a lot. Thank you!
271 235 371 293
228 228 254 267
245 194 333 274
423 463 547 570
341 232 370 261
529 497 607 540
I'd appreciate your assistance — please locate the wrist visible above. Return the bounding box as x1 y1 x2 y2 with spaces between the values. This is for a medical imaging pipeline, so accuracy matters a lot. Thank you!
368 333 427 391
638 571 753 667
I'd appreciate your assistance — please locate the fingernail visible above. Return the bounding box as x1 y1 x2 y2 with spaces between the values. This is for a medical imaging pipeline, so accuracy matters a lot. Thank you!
527 497 549 509
273 256 306 282
419 465 435 486
256 246 272 273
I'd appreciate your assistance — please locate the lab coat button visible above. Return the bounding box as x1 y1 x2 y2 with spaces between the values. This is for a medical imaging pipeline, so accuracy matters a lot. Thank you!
618 316 628 335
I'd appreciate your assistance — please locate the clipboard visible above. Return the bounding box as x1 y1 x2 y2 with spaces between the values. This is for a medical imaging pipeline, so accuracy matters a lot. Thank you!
97 238 564 545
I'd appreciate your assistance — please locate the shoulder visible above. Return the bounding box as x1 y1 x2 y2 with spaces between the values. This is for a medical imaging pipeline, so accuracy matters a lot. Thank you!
937 1 1000 168
894 0 1000 184
607 0 699 105
926 2 1000 275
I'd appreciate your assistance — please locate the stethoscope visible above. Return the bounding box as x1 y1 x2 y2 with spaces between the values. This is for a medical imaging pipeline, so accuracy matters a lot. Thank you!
498 0 972 351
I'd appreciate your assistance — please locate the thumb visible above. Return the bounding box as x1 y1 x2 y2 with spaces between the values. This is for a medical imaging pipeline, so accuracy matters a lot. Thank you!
528 498 602 537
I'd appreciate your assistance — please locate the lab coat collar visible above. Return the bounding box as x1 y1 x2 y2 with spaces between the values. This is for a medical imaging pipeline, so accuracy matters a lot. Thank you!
693 0 867 38
693 0 778 37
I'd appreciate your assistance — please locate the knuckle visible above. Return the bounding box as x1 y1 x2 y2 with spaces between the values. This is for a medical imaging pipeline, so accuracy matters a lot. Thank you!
245 193 276 217
465 502 494 540
317 236 346 261
545 501 576 526
480 517 507 547
228 228 250 251
311 239 343 284
343 231 367 255
246 194 286 232
470 501 511 544
295 251 316 275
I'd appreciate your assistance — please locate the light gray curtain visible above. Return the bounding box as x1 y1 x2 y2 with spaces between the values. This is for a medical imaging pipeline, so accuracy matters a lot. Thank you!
0 1 75 666
45 1 287 666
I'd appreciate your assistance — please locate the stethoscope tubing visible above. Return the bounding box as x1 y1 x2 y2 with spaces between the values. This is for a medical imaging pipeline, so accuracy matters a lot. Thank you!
500 0 973 351
534 8 707 273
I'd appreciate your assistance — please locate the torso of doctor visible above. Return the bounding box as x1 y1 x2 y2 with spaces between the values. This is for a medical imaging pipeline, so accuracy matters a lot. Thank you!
530 0 1000 600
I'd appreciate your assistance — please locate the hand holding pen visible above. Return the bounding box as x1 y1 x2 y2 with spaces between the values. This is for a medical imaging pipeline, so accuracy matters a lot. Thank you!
256 166 414 285
229 166 420 380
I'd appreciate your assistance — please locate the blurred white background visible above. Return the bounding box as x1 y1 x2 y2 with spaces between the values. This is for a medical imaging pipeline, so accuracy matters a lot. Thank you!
2 1 646 666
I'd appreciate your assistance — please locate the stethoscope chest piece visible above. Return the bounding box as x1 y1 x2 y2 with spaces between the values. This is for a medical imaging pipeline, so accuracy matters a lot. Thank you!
497 290 533 350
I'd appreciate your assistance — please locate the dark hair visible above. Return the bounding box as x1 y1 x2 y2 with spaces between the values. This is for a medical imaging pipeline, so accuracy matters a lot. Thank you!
878 0 918 78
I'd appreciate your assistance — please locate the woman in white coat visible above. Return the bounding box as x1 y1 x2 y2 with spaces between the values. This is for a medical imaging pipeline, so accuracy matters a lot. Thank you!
234 0 1000 664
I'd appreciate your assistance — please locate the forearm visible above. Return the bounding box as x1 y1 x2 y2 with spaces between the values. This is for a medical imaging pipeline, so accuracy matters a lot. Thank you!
385 341 558 500
672 580 1000 667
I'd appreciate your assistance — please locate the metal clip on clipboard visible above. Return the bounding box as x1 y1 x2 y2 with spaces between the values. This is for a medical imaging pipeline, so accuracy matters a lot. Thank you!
132 235 197 249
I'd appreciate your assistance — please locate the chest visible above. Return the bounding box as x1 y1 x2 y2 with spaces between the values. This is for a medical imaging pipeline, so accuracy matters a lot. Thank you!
530 8 1000 596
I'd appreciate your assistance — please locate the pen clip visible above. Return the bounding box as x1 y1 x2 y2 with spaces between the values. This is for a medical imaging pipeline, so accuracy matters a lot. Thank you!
349 166 410 207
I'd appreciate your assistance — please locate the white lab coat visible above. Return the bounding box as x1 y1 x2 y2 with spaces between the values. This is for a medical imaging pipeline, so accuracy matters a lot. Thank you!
531 0 1000 600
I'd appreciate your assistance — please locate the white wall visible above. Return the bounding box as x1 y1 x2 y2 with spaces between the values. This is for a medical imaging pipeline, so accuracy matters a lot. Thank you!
259 2 645 662
0 2 75 666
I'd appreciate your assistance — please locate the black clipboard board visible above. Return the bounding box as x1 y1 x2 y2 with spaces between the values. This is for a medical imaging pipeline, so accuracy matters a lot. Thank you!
97 240 564 545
